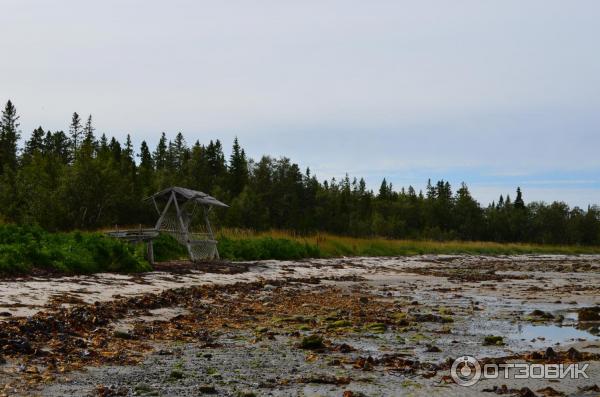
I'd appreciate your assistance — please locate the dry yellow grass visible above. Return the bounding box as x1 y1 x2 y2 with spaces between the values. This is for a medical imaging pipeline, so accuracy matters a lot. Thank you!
219 228 600 257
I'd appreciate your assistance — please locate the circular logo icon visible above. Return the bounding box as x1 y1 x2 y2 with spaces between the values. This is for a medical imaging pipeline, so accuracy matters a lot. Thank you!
451 355 482 386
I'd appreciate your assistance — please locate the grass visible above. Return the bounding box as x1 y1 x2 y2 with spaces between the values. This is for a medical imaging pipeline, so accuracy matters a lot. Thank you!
218 234 320 261
217 228 600 259
2 224 599 275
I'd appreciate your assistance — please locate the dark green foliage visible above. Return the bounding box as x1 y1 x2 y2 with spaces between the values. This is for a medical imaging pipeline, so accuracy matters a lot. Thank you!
0 224 150 275
69 112 82 159
0 99 599 247
228 137 248 196
0 100 20 172
152 233 188 262
218 236 321 261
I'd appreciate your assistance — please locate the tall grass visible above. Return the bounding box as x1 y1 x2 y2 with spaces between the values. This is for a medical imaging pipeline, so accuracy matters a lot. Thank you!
218 228 600 258
2 224 598 276
218 235 320 260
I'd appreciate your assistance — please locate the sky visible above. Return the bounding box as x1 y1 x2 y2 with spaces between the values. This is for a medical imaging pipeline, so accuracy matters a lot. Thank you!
1 0 599 207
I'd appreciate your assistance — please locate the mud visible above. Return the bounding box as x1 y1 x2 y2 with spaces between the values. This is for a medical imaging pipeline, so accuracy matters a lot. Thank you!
1 255 599 396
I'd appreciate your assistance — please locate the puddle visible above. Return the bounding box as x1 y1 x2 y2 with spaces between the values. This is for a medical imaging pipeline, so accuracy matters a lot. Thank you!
511 324 600 347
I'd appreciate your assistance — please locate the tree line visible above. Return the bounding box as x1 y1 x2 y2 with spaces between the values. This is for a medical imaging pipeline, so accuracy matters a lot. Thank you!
0 100 598 245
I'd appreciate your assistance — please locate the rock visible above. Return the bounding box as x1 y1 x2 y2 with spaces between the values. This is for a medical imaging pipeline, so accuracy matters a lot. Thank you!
412 313 453 323
133 383 155 394
359 297 369 304
0 355 5 365
529 309 554 320
544 347 557 359
343 392 366 397
578 307 600 322
353 356 374 371
536 386 565 396
3 338 32 354
198 384 217 394
337 343 355 353
518 387 538 397
483 335 504 346
577 385 600 392
299 334 324 350
169 369 185 380
425 345 441 352
113 330 135 340
530 351 543 360
567 347 582 360
95 384 128 397
482 385 537 397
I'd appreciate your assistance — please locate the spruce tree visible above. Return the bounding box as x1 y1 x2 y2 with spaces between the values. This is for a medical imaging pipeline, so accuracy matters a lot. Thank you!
514 187 525 209
0 100 21 172
24 127 45 157
81 115 97 155
124 134 134 162
69 112 82 154
378 178 389 199
153 132 168 170
172 132 188 172
109 137 121 162
228 137 248 196
138 140 155 196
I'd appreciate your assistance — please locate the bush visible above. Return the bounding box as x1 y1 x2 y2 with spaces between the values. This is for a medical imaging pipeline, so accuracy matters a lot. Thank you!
218 236 321 261
0 224 150 275
152 233 188 262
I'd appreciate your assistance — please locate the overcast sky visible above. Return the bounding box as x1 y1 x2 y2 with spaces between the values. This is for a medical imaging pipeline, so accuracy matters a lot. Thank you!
2 1 599 207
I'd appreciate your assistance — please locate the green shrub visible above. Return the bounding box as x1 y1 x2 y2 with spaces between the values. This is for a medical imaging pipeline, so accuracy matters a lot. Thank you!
152 233 188 262
0 224 150 275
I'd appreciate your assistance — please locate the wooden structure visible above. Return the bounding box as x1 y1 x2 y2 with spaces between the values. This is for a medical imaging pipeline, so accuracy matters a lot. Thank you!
106 226 159 264
147 186 228 261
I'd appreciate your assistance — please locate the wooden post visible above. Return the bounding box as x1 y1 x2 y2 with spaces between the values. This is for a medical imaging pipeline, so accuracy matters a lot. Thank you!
151 196 160 216
147 239 154 265
172 191 194 261
155 192 174 230
204 206 219 260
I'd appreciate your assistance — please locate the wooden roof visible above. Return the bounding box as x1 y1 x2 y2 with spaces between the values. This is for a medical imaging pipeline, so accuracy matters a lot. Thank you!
148 186 229 207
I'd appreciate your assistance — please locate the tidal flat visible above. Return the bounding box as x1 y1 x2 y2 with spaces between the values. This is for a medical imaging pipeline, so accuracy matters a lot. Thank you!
1 255 600 396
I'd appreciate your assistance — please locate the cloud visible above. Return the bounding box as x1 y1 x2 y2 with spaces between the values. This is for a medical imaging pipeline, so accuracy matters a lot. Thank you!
1 0 599 206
